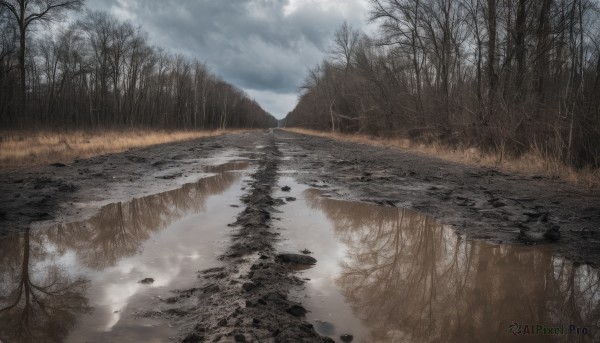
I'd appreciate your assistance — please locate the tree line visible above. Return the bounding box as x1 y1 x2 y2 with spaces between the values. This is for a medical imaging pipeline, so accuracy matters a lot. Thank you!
286 0 600 168
0 1 276 130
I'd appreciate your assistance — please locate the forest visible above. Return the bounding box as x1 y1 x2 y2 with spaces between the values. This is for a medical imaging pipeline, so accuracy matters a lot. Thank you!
286 0 600 168
0 1 277 130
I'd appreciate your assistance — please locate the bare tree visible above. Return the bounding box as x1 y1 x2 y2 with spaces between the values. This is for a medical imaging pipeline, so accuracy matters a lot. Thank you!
288 0 600 168
0 0 84 122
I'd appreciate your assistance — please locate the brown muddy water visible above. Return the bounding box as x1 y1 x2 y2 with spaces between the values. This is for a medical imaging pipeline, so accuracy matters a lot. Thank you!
2 160 600 343
0 162 251 343
275 175 600 343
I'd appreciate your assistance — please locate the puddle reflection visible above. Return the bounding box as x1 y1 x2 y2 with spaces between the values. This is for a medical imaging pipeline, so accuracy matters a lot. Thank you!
52 171 241 270
300 189 600 342
0 228 91 343
0 168 246 342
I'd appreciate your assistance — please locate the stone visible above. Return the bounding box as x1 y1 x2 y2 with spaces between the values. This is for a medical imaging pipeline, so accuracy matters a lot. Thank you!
277 253 317 265
182 333 204 343
242 281 257 292
287 305 307 317
340 334 354 342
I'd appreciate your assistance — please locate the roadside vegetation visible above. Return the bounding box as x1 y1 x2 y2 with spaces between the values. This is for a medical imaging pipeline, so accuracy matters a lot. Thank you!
285 0 600 179
0 129 240 168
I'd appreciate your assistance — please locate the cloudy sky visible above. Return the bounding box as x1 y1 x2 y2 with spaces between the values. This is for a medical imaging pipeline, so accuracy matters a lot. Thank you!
85 0 374 119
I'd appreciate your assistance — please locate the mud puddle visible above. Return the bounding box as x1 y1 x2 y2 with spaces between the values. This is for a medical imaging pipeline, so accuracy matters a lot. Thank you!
0 162 251 343
275 176 600 342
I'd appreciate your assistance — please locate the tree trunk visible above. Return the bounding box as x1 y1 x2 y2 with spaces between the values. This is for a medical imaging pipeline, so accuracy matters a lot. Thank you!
18 4 26 124
486 0 497 125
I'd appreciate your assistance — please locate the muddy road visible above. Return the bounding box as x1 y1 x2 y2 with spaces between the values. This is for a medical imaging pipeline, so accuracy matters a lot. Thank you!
1 129 599 342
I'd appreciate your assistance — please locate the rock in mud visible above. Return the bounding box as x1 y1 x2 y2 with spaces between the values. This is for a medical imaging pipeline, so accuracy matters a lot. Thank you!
287 304 307 317
277 253 317 265
340 334 354 342
300 249 312 254
285 197 296 201
182 333 204 343
50 162 67 167
139 277 154 284
242 281 257 292
281 185 291 191
543 226 561 241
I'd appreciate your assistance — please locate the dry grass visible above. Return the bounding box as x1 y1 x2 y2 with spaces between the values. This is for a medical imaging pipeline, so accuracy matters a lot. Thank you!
285 128 600 189
0 129 242 169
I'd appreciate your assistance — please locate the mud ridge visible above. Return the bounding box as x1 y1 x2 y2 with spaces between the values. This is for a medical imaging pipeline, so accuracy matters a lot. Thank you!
151 135 332 343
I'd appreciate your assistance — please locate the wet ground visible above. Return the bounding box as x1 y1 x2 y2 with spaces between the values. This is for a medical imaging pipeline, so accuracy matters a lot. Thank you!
276 178 600 342
1 129 599 342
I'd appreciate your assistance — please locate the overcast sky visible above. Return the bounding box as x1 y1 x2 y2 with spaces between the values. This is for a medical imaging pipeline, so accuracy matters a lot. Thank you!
85 0 373 119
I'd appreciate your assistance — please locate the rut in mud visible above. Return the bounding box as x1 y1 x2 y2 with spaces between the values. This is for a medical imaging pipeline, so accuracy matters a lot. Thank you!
152 135 330 343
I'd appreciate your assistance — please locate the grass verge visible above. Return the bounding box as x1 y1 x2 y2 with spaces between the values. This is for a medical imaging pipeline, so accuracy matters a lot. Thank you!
0 129 242 169
285 128 599 189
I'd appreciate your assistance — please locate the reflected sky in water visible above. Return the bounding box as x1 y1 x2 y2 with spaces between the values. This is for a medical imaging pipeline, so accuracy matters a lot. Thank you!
277 177 600 343
0 164 248 343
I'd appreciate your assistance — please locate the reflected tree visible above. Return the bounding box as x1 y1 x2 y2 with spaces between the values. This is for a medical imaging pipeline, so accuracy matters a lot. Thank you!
0 169 242 341
0 228 90 343
47 171 240 269
305 191 600 342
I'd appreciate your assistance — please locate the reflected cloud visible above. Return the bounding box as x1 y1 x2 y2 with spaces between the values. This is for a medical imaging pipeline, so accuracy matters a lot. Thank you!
305 190 600 342
0 168 244 342
0 228 91 343
47 171 240 269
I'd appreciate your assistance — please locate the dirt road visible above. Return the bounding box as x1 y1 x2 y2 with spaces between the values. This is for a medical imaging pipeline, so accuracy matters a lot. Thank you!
1 129 599 342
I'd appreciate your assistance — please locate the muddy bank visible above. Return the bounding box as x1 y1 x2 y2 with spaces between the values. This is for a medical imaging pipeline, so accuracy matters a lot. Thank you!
148 135 331 342
274 129 600 266
0 132 263 235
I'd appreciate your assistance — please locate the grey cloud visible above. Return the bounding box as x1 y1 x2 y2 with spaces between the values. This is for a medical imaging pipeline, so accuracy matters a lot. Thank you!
87 0 371 117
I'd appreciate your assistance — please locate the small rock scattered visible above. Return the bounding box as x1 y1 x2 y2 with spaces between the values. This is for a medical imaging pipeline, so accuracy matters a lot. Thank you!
287 305 307 317
281 185 291 191
285 197 296 202
340 334 354 342
300 249 312 254
182 333 204 343
242 281 257 292
277 253 317 265
138 278 154 284
544 226 561 242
